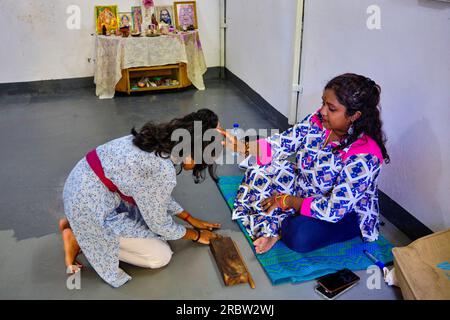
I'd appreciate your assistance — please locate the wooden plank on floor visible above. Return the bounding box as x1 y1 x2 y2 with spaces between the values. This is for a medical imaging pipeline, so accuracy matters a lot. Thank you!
210 236 255 289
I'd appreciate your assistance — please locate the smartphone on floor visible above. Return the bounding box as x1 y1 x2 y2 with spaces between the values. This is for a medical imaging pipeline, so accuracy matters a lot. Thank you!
314 282 358 300
316 268 360 294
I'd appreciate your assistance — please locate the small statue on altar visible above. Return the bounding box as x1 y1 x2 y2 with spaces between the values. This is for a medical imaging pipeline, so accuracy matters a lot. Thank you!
120 26 130 37
146 24 159 37
151 13 159 30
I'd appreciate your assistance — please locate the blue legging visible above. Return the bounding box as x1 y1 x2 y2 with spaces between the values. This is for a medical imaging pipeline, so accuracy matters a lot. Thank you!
281 212 362 253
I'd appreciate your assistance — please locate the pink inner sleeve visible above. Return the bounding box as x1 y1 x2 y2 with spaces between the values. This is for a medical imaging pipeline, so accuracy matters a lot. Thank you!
300 197 313 217
256 139 272 165
310 111 324 130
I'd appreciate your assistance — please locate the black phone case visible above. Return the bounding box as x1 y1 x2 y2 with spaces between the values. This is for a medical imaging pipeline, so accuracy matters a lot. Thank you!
316 268 360 293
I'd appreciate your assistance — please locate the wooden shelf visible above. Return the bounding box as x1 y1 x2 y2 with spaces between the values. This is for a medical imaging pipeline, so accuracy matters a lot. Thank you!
129 65 181 72
130 85 182 92
115 62 191 95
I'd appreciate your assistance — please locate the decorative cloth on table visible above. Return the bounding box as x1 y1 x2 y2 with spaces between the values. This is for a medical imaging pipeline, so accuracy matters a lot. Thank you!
94 31 207 98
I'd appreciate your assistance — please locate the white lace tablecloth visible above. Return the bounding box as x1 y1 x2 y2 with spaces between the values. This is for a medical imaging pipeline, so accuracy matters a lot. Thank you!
94 31 207 99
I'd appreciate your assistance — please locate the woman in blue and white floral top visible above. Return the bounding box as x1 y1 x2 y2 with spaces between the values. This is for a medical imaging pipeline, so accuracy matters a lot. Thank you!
59 109 221 288
219 73 390 254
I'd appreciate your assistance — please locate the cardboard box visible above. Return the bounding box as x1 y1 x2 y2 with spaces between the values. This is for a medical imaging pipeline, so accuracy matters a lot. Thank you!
392 228 450 300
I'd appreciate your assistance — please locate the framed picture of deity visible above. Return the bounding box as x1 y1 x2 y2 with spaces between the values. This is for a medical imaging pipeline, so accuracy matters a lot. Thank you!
95 5 119 35
155 5 175 27
118 12 132 29
173 1 198 30
131 6 143 33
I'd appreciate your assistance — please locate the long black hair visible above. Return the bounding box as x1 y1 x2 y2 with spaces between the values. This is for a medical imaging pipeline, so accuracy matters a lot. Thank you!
131 109 219 183
325 73 390 163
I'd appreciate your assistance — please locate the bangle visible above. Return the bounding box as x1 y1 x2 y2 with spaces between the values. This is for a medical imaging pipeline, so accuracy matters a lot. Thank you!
181 213 191 222
282 195 289 210
192 228 201 242
275 194 289 210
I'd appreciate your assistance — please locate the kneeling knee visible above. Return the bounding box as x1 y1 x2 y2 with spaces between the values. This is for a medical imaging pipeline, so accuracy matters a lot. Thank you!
144 249 173 269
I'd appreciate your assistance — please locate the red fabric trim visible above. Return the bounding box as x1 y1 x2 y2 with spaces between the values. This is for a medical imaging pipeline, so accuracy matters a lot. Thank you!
86 149 136 205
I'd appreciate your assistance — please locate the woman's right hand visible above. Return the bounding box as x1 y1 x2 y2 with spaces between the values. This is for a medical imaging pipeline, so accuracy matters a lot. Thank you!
216 127 246 155
197 229 220 245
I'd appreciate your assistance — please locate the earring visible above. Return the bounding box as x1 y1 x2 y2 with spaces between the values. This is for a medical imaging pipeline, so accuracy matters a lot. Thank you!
347 123 354 135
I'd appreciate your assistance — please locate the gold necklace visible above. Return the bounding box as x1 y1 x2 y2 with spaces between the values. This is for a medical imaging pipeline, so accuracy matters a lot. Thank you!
322 130 334 149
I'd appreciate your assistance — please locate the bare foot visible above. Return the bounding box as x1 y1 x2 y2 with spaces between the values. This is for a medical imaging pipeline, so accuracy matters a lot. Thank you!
253 236 279 254
62 228 82 273
59 218 70 232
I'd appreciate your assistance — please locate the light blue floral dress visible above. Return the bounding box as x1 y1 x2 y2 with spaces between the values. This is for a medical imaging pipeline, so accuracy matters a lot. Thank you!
63 135 186 288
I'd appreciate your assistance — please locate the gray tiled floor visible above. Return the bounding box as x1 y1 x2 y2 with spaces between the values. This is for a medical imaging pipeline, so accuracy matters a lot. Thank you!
0 79 410 299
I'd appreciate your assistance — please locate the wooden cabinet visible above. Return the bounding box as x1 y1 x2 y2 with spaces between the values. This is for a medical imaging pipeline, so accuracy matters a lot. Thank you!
115 62 191 94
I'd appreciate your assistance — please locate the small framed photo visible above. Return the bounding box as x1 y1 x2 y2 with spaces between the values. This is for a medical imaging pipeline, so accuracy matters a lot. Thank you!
155 5 175 26
173 1 198 30
118 12 132 28
95 5 119 35
131 6 143 32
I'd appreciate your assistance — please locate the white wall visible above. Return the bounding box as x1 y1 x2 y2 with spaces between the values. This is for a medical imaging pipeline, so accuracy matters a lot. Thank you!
298 0 450 232
0 0 220 83
226 0 297 118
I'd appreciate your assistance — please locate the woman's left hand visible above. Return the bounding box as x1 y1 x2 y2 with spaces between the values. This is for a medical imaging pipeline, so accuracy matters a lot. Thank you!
188 216 221 231
261 192 290 214
261 192 280 214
